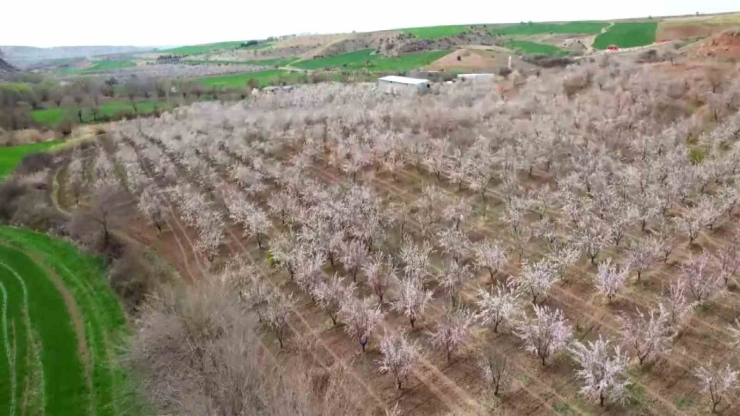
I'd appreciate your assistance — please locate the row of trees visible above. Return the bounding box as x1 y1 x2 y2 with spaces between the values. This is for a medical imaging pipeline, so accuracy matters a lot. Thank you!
79 57 740 414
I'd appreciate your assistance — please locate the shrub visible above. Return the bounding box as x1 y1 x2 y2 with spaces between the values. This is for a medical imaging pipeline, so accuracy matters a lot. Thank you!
58 119 74 136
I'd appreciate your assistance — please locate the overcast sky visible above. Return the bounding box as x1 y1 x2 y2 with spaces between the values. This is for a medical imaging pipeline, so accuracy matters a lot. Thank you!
2 0 738 47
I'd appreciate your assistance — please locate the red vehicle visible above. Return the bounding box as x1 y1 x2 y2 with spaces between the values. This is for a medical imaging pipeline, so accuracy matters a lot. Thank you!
607 45 619 51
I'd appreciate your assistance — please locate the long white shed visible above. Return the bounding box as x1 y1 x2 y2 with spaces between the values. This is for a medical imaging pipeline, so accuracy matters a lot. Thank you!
378 76 431 95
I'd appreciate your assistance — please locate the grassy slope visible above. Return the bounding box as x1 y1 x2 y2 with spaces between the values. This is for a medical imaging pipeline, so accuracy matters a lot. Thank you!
162 41 270 55
594 22 658 49
506 40 570 56
0 141 61 179
292 49 449 71
0 227 129 416
403 25 471 40
182 57 298 67
83 60 137 72
0 244 87 416
197 69 298 88
493 21 609 35
32 100 176 127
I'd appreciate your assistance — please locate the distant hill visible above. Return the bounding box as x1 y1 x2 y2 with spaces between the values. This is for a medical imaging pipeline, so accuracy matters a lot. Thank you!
0 48 19 78
1 45 153 67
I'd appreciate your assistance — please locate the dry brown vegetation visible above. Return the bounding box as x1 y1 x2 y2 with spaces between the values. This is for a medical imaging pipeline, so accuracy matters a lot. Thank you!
51 54 740 415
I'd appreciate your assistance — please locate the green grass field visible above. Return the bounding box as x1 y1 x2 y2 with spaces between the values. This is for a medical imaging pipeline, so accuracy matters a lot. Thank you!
291 49 449 71
0 141 61 180
403 25 472 40
83 60 137 72
506 40 570 56
197 69 302 88
182 57 298 67
493 21 609 35
162 41 270 56
0 226 129 416
31 100 176 127
593 22 658 49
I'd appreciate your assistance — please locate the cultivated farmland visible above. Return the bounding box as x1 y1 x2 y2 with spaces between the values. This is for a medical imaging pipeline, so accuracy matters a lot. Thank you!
594 22 658 49
291 49 449 71
403 25 472 40
162 41 269 56
0 227 128 416
506 40 570 56
493 21 609 35
32 101 176 127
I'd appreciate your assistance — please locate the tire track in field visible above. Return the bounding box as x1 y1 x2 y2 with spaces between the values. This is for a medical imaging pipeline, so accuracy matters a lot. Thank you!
16 247 94 416
0 261 46 416
0 281 16 416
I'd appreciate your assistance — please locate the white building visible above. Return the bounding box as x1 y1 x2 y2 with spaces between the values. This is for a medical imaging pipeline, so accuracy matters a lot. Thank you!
457 73 495 82
377 76 431 95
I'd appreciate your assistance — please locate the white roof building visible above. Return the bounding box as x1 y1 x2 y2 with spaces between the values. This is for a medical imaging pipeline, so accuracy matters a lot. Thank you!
378 76 431 94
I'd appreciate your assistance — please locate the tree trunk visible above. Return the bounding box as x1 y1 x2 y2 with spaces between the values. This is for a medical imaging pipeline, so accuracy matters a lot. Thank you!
410 317 415 329
541 356 546 366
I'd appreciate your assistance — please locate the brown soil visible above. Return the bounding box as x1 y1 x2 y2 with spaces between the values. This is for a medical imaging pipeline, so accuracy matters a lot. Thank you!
425 48 539 74
696 29 740 59
657 13 740 42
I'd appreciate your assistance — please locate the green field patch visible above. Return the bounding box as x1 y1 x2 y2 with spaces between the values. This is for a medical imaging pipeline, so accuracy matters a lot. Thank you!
0 141 62 180
82 60 137 73
0 245 86 415
31 100 176 127
594 22 657 49
493 21 609 35
403 25 472 40
0 226 130 416
196 69 302 88
162 41 270 56
506 40 570 56
291 49 449 72
182 57 298 67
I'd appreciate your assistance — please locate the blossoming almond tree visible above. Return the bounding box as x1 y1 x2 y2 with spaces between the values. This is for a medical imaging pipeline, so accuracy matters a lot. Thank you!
618 307 675 366
680 251 725 304
392 275 433 329
429 307 473 362
341 297 384 352
515 304 572 366
473 239 508 285
475 282 521 333
694 361 739 412
594 258 630 302
378 333 420 390
510 258 559 304
569 335 631 407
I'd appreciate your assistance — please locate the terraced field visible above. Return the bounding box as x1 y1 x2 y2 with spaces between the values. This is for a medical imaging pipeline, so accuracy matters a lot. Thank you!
0 227 128 416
